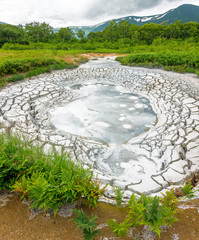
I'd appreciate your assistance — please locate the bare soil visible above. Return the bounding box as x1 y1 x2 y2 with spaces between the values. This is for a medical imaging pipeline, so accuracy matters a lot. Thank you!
64 53 126 64
1 192 199 240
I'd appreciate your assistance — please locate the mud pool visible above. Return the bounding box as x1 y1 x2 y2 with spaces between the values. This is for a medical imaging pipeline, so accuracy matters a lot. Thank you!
0 57 199 197
50 81 156 177
50 82 156 144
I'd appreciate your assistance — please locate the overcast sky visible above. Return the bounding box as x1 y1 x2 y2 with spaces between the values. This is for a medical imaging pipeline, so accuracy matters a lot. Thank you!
0 0 199 27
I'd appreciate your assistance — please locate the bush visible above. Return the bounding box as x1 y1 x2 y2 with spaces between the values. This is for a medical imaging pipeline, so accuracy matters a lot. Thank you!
7 74 24 82
73 209 101 240
113 187 124 207
116 52 199 74
0 134 105 214
25 67 47 78
0 78 6 87
181 182 195 199
0 58 66 77
107 191 179 238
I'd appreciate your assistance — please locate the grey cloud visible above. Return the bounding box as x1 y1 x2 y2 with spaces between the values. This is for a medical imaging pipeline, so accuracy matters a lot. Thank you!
85 0 163 19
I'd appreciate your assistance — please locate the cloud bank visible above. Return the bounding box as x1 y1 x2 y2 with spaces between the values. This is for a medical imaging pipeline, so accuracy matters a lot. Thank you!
0 0 198 27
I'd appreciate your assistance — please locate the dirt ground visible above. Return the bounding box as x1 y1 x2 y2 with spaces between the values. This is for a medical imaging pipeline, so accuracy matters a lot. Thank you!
1 192 199 240
64 53 125 64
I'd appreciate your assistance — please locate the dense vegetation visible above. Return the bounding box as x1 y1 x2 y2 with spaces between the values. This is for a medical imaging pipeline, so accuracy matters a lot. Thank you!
0 20 199 81
1 20 199 47
107 191 179 238
0 134 105 214
117 51 199 75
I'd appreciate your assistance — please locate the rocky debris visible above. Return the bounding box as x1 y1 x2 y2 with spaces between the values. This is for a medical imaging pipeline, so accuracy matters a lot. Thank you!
0 58 199 197
185 170 199 187
174 187 185 197
0 191 14 207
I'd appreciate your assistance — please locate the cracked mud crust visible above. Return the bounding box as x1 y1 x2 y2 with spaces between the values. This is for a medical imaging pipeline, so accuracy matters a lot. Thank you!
0 57 199 197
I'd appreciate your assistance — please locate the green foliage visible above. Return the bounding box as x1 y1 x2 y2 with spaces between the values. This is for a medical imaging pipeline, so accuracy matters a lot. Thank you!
73 209 101 240
113 187 124 206
77 29 85 39
25 67 48 78
141 195 175 236
0 56 77 86
0 24 26 47
117 52 199 67
0 78 6 87
127 194 148 227
1 20 199 50
25 63 77 78
7 74 24 82
117 51 199 74
160 189 179 211
0 134 47 189
25 22 54 42
107 218 130 237
75 57 88 64
181 182 195 199
107 192 179 238
0 133 105 214
58 27 75 42
12 175 29 199
0 57 66 77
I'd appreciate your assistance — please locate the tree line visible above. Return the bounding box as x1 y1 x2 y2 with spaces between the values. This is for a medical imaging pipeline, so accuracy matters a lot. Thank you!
0 20 199 48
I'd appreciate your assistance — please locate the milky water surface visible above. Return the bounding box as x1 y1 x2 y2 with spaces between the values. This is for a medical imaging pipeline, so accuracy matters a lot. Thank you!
50 57 157 177
50 82 156 145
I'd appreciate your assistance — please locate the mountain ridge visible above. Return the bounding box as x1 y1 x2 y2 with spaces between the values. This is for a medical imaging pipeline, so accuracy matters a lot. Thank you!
70 4 199 35
1 4 199 34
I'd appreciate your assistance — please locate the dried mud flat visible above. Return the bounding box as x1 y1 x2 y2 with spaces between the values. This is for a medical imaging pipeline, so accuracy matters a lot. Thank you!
0 57 199 196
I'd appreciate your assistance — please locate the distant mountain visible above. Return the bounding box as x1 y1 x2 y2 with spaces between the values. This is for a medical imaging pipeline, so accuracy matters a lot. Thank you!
0 22 6 24
70 4 199 35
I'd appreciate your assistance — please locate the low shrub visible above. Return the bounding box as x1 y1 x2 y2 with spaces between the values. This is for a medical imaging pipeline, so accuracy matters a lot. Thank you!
7 74 24 82
116 52 199 74
0 57 67 77
113 187 124 207
73 209 101 240
25 63 78 78
0 134 105 214
181 182 195 199
0 58 78 86
25 67 47 78
0 78 6 87
107 190 179 238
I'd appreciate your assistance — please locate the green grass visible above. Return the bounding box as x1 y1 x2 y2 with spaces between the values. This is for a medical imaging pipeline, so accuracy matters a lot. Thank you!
0 78 6 87
0 57 70 77
0 38 199 87
116 51 199 74
7 74 24 82
0 56 78 86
